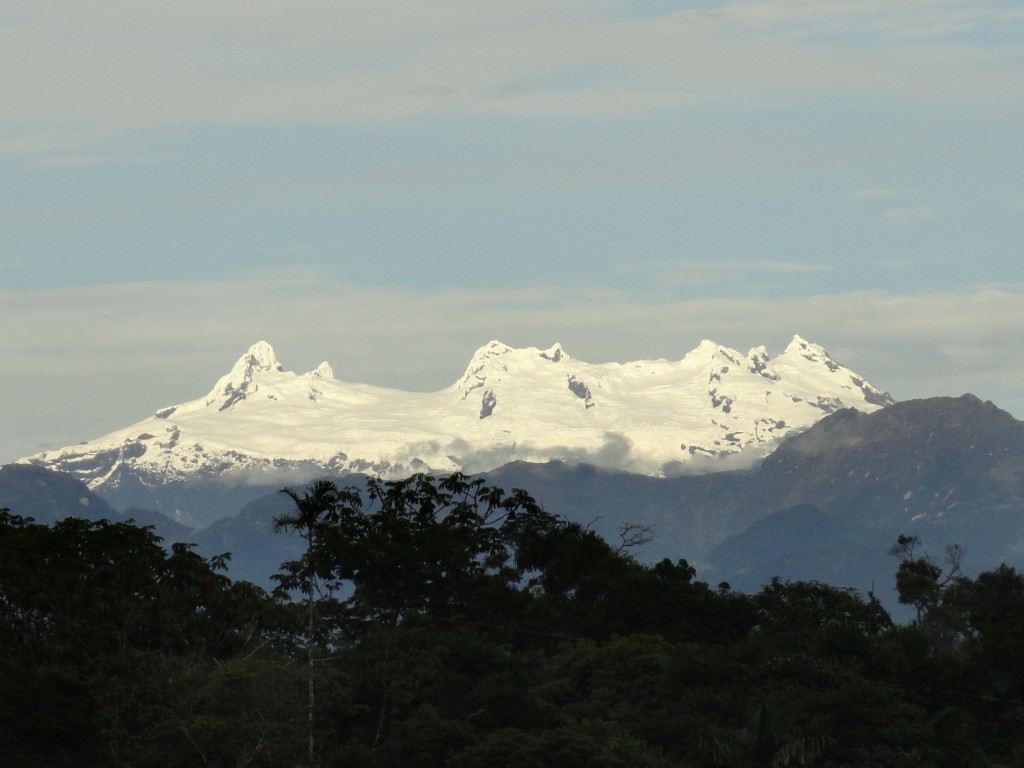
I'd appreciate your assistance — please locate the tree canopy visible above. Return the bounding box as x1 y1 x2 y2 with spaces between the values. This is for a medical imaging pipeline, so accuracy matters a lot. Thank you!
3 480 1024 767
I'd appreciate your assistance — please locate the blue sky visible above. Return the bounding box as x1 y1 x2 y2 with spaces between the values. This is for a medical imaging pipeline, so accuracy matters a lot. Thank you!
2 0 1024 463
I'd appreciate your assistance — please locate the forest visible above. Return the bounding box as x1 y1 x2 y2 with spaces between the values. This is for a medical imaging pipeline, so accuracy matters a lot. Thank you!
2 472 1024 767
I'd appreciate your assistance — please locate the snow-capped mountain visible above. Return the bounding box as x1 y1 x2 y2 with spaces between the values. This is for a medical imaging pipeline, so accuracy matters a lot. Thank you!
19 335 892 499
21 336 892 495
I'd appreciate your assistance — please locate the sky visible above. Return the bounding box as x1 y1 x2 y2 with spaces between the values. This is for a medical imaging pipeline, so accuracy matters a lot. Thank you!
2 0 1024 464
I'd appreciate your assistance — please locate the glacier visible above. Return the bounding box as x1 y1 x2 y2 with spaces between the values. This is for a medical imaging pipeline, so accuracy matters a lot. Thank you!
19 336 893 497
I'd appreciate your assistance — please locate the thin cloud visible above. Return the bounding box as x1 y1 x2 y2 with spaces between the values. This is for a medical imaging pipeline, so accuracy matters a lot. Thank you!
39 153 159 169
871 258 911 269
883 206 937 221
1 2 1022 137
666 1 885 32
848 188 900 199
740 260 832 274
621 260 833 284
665 1 1024 43
0 126 106 158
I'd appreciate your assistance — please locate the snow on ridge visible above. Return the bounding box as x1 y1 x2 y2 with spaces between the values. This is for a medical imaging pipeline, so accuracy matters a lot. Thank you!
19 337 895 488
204 340 284 411
311 362 334 380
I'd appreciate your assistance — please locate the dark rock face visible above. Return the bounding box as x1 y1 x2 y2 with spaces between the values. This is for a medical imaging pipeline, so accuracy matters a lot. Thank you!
489 396 1024 608
756 395 1024 539
480 389 497 419
567 375 594 409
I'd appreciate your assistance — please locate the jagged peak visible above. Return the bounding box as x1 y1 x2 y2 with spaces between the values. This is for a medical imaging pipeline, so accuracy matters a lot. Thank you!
779 335 841 370
775 336 893 404
456 340 514 393
455 340 570 396
311 361 334 380
783 334 829 358
239 340 282 373
472 340 513 358
540 342 568 363
683 339 744 366
747 345 780 380
204 341 284 410
681 339 719 360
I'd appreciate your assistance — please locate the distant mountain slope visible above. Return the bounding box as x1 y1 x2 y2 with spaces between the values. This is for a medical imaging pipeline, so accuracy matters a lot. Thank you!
744 394 1024 564
4 396 1024 613
192 492 303 586
17 336 891 527
0 464 190 544
0 463 119 525
487 395 1024 601
184 395 1024 603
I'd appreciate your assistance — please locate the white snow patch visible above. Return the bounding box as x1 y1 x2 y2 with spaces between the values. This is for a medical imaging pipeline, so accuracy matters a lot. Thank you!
20 336 894 486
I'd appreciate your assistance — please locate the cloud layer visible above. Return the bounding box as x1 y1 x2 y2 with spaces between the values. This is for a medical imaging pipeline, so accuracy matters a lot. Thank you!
2 0 1022 141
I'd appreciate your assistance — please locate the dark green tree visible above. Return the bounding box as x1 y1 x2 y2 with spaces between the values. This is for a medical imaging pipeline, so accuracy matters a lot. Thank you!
274 473 556 630
274 479 359 765
0 509 284 766
890 534 969 651
271 473 557 762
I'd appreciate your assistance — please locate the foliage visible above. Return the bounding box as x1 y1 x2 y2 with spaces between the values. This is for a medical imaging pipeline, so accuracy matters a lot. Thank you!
4 497 1024 766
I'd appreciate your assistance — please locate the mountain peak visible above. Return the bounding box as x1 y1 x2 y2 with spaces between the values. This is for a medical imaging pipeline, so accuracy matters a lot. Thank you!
780 335 841 370
311 361 334 380
772 336 894 407
783 335 854 371
785 334 826 355
746 345 779 380
456 341 514 394
682 339 744 367
242 340 282 373
474 340 513 358
204 341 284 411
540 342 567 362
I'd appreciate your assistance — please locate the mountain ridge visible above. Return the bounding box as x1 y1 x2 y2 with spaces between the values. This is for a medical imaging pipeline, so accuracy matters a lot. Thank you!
5 394 1024 616
17 336 892 526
